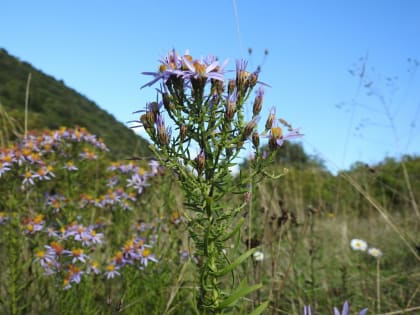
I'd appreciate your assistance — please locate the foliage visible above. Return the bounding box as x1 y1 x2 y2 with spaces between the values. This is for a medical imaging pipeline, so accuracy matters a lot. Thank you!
1 48 419 314
0 48 151 159
133 49 305 313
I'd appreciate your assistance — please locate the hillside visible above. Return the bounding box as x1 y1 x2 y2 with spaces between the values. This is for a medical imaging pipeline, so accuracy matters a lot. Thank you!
0 48 150 159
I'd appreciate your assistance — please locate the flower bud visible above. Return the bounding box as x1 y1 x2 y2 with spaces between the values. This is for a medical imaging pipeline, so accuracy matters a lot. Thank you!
149 102 160 114
228 79 236 96
211 79 224 96
180 124 188 141
162 93 172 111
248 72 258 89
253 87 264 116
140 112 155 128
156 114 170 146
225 93 237 121
195 152 206 175
242 116 260 140
225 101 236 121
252 132 260 148
265 107 276 130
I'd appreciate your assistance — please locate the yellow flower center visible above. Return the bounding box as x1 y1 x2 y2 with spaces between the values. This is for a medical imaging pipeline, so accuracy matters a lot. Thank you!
36 250 46 258
193 61 206 76
271 127 283 139
159 64 167 73
34 214 44 224
72 248 84 257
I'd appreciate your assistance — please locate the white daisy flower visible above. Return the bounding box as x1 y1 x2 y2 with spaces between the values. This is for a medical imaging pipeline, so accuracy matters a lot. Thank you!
367 247 383 258
350 239 368 251
253 250 264 262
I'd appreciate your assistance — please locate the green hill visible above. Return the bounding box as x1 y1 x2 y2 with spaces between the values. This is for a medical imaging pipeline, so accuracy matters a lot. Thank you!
0 48 150 159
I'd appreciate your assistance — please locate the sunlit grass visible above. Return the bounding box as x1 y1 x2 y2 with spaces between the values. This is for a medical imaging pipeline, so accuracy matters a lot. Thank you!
0 124 418 314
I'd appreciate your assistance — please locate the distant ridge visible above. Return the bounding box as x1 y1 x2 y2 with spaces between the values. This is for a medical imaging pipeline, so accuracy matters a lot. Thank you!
0 48 150 159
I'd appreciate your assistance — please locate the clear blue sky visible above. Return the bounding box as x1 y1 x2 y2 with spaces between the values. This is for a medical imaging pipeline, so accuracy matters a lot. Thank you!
1 0 419 172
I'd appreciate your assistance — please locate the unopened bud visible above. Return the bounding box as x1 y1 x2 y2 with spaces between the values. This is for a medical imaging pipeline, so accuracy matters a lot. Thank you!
157 126 170 146
252 132 260 148
253 96 263 116
180 124 188 141
156 115 170 146
140 112 155 128
225 100 236 121
195 152 206 175
248 72 258 89
211 79 224 96
242 116 260 140
253 86 264 117
265 107 276 130
149 102 160 114
162 93 172 111
228 79 236 95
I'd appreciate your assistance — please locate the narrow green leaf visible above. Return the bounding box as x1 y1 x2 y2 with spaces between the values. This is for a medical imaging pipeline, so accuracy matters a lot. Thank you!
213 248 256 277
249 301 270 315
220 217 245 242
219 283 262 309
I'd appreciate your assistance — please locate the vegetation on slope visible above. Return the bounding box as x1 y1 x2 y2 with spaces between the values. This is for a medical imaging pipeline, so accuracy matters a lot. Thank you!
0 48 150 159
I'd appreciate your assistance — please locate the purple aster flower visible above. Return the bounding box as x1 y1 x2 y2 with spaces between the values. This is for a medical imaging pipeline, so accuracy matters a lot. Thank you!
303 305 312 315
333 301 368 315
148 160 160 176
276 128 304 147
0 161 11 177
105 264 120 279
141 49 184 88
181 56 225 82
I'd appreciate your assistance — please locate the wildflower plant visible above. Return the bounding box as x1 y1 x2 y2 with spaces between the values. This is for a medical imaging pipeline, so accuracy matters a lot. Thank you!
0 127 161 313
135 49 302 313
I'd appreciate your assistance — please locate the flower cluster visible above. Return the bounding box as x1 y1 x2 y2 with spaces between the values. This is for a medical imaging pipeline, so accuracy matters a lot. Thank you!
34 222 104 289
141 49 227 89
0 127 108 188
350 238 382 258
0 127 164 291
137 49 303 156
105 235 158 279
33 218 160 288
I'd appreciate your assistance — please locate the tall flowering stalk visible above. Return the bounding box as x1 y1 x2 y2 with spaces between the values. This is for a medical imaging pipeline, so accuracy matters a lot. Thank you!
136 49 302 313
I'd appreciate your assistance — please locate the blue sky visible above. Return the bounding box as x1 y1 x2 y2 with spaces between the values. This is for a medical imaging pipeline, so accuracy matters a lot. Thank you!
1 0 419 172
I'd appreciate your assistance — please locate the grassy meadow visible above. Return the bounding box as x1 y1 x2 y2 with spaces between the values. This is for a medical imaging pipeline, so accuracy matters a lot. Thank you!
0 122 418 314
0 49 419 315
